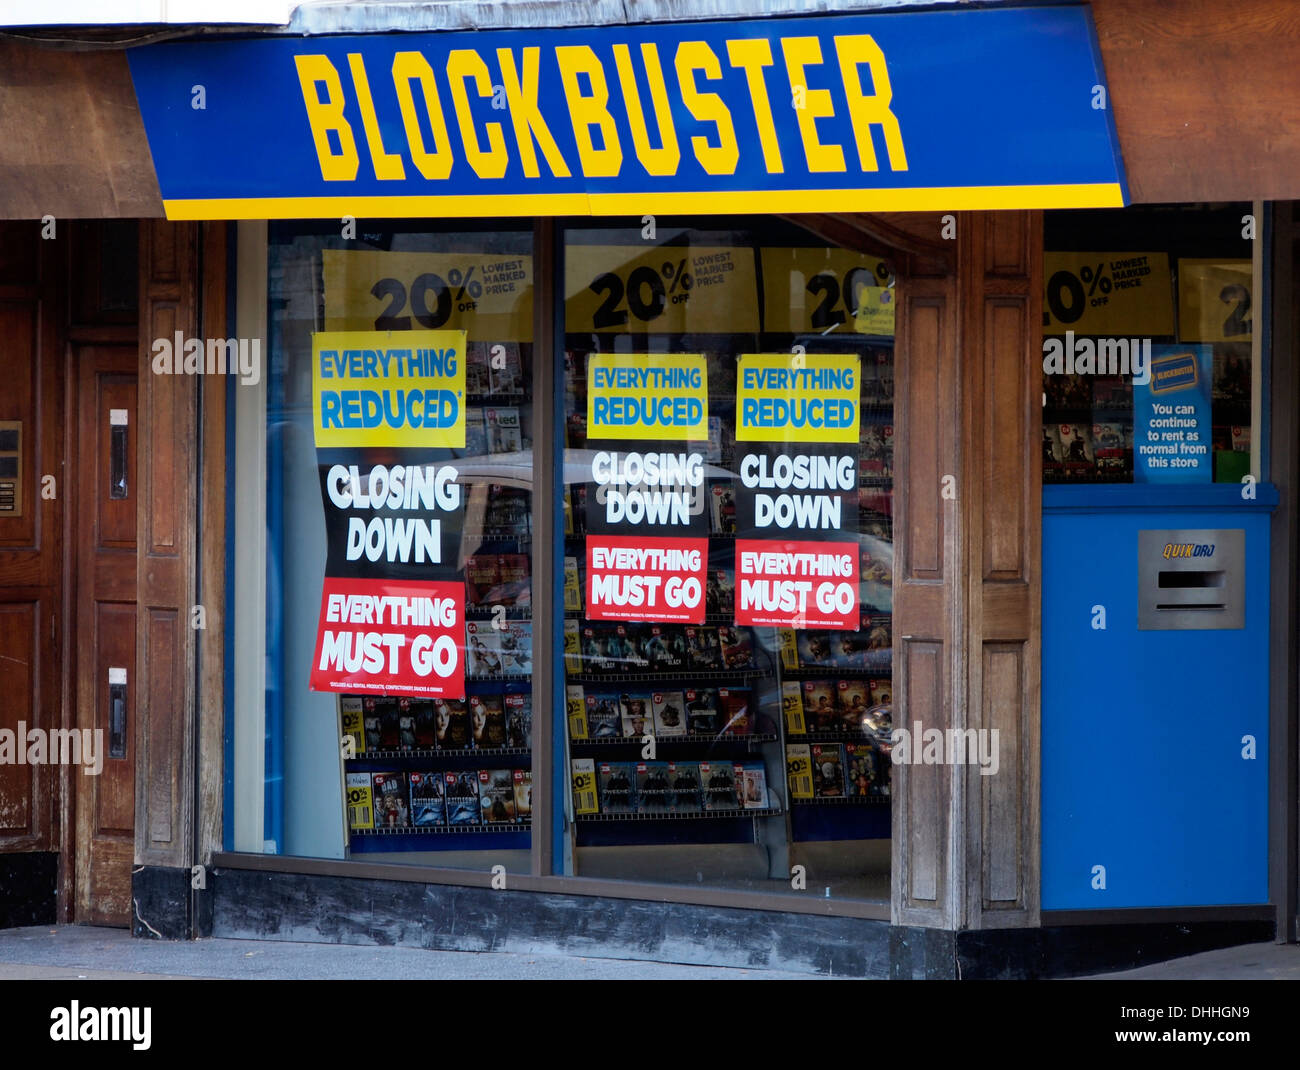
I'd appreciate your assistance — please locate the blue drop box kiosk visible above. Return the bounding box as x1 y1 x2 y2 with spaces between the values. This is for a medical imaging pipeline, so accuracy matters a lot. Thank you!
1042 484 1274 909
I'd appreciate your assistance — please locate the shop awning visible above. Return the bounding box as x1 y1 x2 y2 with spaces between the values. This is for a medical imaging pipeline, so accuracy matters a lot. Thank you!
125 5 1128 220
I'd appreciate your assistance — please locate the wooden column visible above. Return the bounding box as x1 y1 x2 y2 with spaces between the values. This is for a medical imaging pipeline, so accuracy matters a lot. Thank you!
197 222 228 867
892 251 961 928
134 221 199 873
959 211 1042 929
893 211 1042 930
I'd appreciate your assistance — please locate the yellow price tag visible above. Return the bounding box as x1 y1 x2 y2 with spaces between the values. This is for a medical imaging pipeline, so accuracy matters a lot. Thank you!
565 245 758 334
1177 259 1253 342
323 249 533 343
761 248 894 336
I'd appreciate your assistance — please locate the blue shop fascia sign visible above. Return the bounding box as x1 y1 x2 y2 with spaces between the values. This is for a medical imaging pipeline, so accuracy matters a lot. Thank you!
128 6 1126 219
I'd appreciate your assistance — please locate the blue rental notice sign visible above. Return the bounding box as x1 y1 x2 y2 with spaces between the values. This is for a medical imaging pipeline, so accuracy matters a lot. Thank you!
1133 344 1214 483
127 6 1126 220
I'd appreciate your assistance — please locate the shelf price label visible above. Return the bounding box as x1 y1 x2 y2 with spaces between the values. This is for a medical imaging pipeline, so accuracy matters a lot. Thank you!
566 245 759 335
323 249 533 343
1042 251 1173 336
1177 259 1253 342
761 248 895 337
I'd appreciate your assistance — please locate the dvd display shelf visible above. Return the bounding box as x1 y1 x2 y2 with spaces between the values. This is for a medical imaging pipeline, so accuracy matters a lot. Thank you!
355 823 532 835
572 732 778 746
568 669 768 686
575 808 783 823
355 745 532 760
786 728 886 744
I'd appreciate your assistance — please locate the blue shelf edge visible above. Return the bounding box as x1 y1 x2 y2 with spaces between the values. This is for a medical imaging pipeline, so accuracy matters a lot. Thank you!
1044 482 1279 514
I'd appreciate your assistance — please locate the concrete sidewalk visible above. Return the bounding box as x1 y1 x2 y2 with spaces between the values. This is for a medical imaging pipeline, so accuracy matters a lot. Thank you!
1083 940 1300 980
0 925 814 980
0 926 1296 979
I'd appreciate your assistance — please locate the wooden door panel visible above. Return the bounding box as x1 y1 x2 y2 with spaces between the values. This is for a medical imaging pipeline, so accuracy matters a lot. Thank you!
0 300 38 564
0 226 59 876
73 347 137 926
95 377 136 547
0 599 40 841
92 601 135 834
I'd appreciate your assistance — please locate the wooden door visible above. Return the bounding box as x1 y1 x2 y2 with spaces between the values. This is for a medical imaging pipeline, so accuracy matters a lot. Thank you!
72 346 137 926
0 226 61 880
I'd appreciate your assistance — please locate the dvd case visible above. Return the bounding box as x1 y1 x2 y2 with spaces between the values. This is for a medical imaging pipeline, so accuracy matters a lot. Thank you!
445 770 481 826
500 620 532 675
651 690 688 737
618 691 654 739
635 761 671 814
700 761 738 811
585 691 623 739
718 687 752 736
437 698 472 750
667 761 701 813
811 744 845 798
466 621 503 676
409 771 447 827
372 772 409 828
513 769 533 824
504 692 532 749
684 688 720 735
598 761 635 814
479 769 517 824
802 680 838 733
469 693 507 748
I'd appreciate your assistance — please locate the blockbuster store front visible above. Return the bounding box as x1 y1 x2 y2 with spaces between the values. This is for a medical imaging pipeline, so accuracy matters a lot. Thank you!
121 4 1285 975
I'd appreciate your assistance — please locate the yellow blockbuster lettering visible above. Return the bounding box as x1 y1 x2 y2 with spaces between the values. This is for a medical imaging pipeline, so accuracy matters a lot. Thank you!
725 38 784 174
781 37 846 173
446 49 509 179
555 45 623 177
391 51 454 180
496 47 572 178
347 54 405 180
613 42 680 177
295 55 360 181
834 35 908 172
675 42 739 176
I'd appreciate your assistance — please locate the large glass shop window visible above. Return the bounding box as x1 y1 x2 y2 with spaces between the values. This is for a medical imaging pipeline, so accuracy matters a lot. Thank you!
1042 204 1257 485
266 223 534 870
560 220 894 899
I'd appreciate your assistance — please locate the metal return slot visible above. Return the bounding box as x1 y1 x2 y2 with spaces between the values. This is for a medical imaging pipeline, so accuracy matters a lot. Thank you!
1138 529 1244 630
